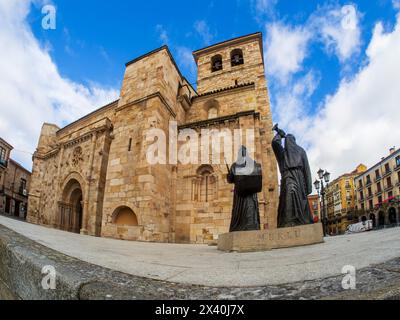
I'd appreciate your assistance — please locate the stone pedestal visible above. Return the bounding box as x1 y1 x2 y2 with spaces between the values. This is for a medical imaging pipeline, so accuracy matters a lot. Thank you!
218 223 324 253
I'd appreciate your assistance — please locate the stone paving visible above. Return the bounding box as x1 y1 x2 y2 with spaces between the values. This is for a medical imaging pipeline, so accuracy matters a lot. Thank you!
1 215 400 289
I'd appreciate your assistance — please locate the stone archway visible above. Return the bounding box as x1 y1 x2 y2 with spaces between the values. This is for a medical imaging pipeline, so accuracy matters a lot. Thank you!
59 178 84 233
388 207 397 225
378 211 385 228
370 213 376 228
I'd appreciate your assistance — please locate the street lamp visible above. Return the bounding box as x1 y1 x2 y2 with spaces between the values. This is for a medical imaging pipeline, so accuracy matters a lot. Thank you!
315 169 331 237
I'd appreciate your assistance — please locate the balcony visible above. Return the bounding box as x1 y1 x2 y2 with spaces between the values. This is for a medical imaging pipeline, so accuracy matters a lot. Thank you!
383 170 392 178
375 176 382 183
384 185 394 192
395 164 400 172
396 180 400 187
365 180 372 187
375 190 383 196
18 186 28 197
367 194 374 200
346 196 352 201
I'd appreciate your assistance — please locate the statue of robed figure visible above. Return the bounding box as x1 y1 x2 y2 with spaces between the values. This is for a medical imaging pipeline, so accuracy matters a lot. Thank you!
272 125 314 228
227 146 262 232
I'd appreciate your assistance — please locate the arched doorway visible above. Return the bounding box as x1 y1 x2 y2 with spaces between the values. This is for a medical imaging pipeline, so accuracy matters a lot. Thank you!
389 207 397 225
378 211 385 227
59 179 83 233
370 213 376 228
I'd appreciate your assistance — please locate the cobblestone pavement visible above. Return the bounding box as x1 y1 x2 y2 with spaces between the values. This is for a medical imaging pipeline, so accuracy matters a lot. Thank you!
1 214 400 299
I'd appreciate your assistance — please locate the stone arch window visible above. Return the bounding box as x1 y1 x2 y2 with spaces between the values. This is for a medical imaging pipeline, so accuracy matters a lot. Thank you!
211 54 223 72
193 165 217 203
231 49 244 67
113 206 138 226
204 99 220 119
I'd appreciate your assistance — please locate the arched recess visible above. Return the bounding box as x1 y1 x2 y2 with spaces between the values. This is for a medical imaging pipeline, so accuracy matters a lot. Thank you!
204 99 220 119
112 206 139 226
59 173 85 233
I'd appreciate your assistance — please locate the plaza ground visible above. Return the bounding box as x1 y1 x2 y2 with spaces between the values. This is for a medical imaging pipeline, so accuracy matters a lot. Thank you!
0 215 400 287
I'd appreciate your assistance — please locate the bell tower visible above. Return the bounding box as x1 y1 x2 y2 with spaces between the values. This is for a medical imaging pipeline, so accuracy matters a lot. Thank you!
193 32 266 95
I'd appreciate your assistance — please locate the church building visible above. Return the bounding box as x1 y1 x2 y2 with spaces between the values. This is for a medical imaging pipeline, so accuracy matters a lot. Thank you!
27 32 279 244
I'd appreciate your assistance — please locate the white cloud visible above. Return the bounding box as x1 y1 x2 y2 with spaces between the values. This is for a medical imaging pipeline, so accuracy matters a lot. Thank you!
264 22 311 84
278 15 400 180
194 20 215 46
176 46 196 80
310 4 362 62
0 1 119 170
393 0 400 10
253 0 277 17
156 24 169 44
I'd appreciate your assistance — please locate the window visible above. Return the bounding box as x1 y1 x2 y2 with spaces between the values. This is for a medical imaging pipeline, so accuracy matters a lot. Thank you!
211 55 223 72
358 180 363 188
368 187 372 197
231 49 244 67
387 177 392 188
375 169 381 180
385 163 391 173
0 147 6 161
369 200 373 210
360 191 364 200
377 182 382 192
366 175 371 184
20 178 26 192
396 156 400 167
389 191 394 198
194 166 217 203
378 195 383 204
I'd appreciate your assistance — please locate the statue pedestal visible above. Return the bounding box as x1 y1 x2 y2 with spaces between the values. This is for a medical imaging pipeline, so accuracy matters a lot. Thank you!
218 223 324 253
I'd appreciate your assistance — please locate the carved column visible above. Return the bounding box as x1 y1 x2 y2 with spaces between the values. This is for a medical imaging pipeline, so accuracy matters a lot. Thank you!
81 133 97 235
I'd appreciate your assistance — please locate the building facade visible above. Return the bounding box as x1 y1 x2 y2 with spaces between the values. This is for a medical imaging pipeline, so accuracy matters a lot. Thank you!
325 164 367 235
307 195 321 223
354 147 400 228
27 33 279 244
0 138 31 219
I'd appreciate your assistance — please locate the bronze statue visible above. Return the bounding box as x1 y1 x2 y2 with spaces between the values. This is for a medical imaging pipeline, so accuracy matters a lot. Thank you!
272 125 313 228
227 146 262 232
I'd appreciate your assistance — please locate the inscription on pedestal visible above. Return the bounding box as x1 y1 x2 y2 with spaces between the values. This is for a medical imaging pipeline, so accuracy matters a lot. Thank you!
218 223 324 253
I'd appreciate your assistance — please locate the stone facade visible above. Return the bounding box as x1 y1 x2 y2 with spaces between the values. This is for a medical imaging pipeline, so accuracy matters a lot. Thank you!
27 32 279 244
0 138 31 219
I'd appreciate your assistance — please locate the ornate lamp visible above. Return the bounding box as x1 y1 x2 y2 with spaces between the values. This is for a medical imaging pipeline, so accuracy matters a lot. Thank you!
314 180 321 191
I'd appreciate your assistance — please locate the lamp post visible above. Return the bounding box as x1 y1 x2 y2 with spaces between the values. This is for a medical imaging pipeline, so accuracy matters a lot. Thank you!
314 169 331 237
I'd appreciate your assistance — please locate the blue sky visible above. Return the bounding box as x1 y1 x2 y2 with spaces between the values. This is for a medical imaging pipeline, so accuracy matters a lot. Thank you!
1 0 400 180
26 0 398 100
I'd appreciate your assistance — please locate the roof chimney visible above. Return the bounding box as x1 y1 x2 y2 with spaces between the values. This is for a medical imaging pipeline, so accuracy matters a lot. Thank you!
390 146 396 154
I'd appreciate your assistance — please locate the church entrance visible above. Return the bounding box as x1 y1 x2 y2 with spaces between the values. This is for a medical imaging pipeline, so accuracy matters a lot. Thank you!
59 179 83 233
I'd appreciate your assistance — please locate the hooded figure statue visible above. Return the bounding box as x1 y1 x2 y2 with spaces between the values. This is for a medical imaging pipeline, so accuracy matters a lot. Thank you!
227 146 261 232
272 130 313 228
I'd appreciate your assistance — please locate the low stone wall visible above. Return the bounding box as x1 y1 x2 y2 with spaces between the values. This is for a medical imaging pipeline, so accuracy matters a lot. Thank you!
1 224 400 300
